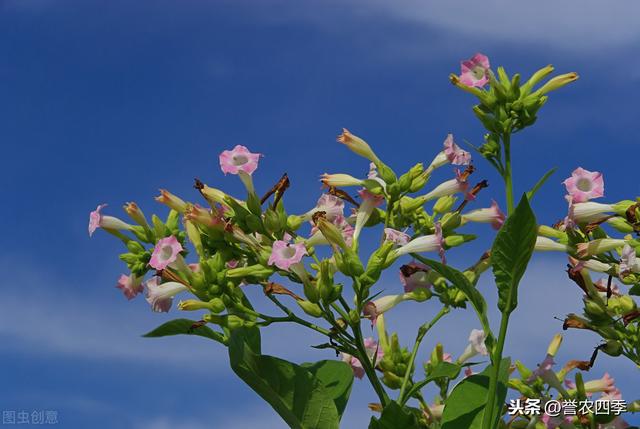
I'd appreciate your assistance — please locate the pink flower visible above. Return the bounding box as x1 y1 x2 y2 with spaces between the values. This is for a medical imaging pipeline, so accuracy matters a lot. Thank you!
219 145 261 176
363 294 407 326
144 277 188 312
88 204 133 237
353 189 384 243
305 194 344 221
384 228 410 246
115 274 144 300
459 53 490 88
584 373 616 394
563 167 604 203
528 355 555 383
458 329 488 363
423 169 469 201
443 134 471 166
149 236 184 270
268 240 307 270
393 223 445 264
462 200 505 230
541 413 573 429
620 244 640 276
341 338 383 379
399 262 431 293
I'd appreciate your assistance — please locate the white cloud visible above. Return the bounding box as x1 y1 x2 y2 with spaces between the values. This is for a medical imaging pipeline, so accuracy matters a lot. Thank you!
344 0 640 51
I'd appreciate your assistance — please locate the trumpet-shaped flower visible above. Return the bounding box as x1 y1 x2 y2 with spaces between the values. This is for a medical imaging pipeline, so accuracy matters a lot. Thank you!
577 239 627 258
149 236 184 270
457 329 488 363
423 169 469 202
88 204 134 237
458 53 490 88
340 337 383 379
304 194 344 221
620 244 640 275
268 240 307 270
563 167 604 203
392 223 445 263
363 294 409 325
353 189 384 243
584 373 616 394
320 173 363 188
155 189 187 213
145 277 188 312
443 134 471 165
461 200 505 230
116 274 144 300
568 256 612 273
219 145 261 176
384 228 410 246
399 262 431 293
564 195 614 228
535 236 570 252
337 129 380 164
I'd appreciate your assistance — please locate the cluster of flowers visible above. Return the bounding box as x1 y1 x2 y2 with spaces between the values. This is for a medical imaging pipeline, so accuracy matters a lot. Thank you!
89 52 637 428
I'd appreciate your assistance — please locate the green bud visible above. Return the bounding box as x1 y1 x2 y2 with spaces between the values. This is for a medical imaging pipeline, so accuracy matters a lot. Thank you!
409 172 429 193
348 309 360 325
246 192 262 216
226 264 274 279
375 162 397 185
520 64 554 95
287 214 303 231
295 300 322 318
514 360 533 380
264 209 283 234
245 214 264 233
342 249 364 277
399 195 427 214
533 72 579 96
613 200 636 215
440 212 462 231
184 220 204 257
408 287 432 302
538 225 567 240
119 252 139 264
126 241 145 254
602 340 623 357
433 196 457 214
315 217 348 250
444 234 475 248
303 282 320 304
362 241 395 285
382 371 403 390
607 217 634 233
584 299 608 319
508 379 537 398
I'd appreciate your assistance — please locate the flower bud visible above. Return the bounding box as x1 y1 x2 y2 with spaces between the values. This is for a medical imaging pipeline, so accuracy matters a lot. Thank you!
124 202 149 228
433 196 457 214
538 225 566 239
287 214 303 231
440 212 462 231
607 217 634 233
155 189 187 213
533 72 579 96
337 129 381 164
508 379 537 398
362 241 395 285
546 334 563 357
444 234 475 249
409 172 429 193
602 340 623 357
399 195 427 213
584 299 608 319
264 209 283 234
226 264 274 279
514 360 533 380
315 216 348 250
184 220 204 257
297 300 323 318
376 162 397 185
303 282 320 304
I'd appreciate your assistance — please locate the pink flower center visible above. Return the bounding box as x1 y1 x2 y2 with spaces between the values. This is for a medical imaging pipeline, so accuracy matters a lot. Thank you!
280 246 296 259
471 66 485 80
576 178 592 192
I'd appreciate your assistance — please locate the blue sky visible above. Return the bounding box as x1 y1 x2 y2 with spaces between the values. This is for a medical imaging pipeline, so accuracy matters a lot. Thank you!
2 1 640 427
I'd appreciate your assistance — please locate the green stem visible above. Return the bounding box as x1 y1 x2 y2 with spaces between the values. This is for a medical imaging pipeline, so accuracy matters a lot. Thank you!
483 132 514 429
265 294 332 337
352 318 390 407
397 306 450 405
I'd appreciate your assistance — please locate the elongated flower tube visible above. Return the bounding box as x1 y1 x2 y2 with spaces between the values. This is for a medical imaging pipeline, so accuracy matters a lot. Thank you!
535 236 570 252
563 167 604 203
565 196 614 228
149 236 184 270
457 329 488 363
268 240 307 270
155 189 187 213
383 228 410 246
145 277 188 312
399 262 431 293
320 173 363 188
337 128 381 164
115 274 144 300
568 256 613 274
363 294 407 325
533 72 579 96
461 200 505 230
423 169 468 202
392 223 444 262
577 239 627 258
184 204 224 228
303 194 344 222
88 204 134 237
583 373 616 394
340 337 383 379
458 53 490 88
352 189 383 245
620 244 640 275
123 202 149 228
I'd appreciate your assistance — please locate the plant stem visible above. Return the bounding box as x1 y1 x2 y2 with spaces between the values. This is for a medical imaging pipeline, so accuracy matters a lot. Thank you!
352 317 390 407
397 306 450 405
265 294 332 337
483 131 514 429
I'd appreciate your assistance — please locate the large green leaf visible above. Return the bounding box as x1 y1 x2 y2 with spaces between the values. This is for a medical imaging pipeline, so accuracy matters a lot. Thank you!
369 402 419 429
142 318 225 344
413 255 493 349
441 358 510 429
229 328 347 429
302 360 354 418
492 194 537 314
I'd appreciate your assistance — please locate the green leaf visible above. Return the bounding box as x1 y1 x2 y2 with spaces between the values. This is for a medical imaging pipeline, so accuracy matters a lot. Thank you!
369 402 419 429
492 194 537 314
404 361 461 400
629 284 640 296
412 255 493 349
526 167 557 200
441 358 510 429
302 360 354 418
229 328 345 429
142 318 225 344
